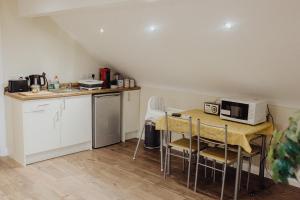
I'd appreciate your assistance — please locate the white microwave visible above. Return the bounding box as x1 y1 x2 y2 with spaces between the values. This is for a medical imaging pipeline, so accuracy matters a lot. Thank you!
220 98 267 125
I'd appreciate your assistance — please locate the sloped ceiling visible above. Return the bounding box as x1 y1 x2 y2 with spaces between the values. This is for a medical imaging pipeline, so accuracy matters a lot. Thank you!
18 0 129 16
36 0 300 106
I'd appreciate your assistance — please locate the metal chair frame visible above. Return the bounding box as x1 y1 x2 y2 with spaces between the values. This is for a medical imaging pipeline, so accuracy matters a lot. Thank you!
194 119 234 200
163 112 194 188
237 135 263 191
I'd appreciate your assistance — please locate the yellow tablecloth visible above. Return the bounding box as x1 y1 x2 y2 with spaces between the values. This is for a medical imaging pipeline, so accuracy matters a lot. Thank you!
155 109 273 153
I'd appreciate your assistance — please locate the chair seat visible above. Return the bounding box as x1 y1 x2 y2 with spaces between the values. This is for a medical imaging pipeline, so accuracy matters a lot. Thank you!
169 138 205 152
200 147 238 164
228 144 261 157
243 144 261 157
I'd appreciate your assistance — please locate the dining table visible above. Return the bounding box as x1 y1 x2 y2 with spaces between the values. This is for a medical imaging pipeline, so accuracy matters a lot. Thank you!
155 109 273 200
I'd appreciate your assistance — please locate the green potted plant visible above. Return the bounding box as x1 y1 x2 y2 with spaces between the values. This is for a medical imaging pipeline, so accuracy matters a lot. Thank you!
268 112 300 183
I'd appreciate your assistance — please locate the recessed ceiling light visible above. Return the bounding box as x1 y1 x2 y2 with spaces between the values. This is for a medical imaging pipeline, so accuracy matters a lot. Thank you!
99 28 104 33
224 22 233 29
223 21 236 30
147 25 158 32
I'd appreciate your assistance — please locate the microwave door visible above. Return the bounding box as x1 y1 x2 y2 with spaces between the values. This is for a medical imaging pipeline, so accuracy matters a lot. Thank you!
222 101 249 120
231 103 249 120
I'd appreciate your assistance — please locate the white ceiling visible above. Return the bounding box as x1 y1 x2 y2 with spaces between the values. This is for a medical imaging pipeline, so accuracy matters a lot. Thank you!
18 0 129 16
29 0 300 107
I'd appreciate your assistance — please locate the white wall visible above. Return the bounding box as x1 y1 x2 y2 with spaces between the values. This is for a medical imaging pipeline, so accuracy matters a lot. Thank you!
0 0 101 155
0 0 7 156
140 85 298 132
1 0 100 83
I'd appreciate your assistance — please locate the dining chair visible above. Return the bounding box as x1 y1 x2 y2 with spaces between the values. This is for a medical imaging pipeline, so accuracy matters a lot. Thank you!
194 119 238 200
228 135 262 191
241 144 261 191
163 113 201 188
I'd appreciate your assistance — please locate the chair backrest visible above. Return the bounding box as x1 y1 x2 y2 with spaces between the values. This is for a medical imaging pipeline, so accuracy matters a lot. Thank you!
145 96 166 121
148 96 165 112
165 112 193 151
196 119 229 162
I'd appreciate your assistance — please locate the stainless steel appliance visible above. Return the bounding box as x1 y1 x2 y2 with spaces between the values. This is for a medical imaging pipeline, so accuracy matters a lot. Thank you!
93 93 121 148
220 97 267 125
204 102 220 115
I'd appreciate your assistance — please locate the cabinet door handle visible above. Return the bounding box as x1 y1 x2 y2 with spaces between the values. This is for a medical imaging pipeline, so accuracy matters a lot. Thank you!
30 110 45 113
56 111 59 121
63 99 66 110
53 111 59 128
53 114 56 128
37 104 50 107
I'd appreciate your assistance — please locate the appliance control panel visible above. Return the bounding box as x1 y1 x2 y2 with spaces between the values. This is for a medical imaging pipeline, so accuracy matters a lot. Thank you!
204 102 220 115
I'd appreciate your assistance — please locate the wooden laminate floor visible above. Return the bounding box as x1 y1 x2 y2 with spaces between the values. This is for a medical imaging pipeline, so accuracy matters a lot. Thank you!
0 139 299 200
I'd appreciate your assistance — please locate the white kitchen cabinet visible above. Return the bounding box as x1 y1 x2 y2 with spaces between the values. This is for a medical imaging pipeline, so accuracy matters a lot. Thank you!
122 90 140 142
6 95 92 166
23 99 61 155
61 95 92 147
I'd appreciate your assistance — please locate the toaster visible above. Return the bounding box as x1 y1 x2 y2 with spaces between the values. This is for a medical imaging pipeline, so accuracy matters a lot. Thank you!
8 80 29 93
204 102 220 115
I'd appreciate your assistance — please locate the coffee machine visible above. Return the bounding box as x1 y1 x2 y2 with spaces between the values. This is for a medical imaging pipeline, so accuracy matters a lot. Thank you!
100 68 110 88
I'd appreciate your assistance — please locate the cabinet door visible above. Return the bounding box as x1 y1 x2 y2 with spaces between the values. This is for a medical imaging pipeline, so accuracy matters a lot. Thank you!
61 95 92 147
23 99 61 155
122 90 140 141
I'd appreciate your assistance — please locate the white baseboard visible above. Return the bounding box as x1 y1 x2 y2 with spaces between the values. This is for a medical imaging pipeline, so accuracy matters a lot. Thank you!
240 162 300 188
0 147 8 157
288 178 300 188
241 162 271 178
125 131 139 141
26 142 91 165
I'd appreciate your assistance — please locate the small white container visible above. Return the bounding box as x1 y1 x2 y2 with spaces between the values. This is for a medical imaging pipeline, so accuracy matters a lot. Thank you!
118 80 124 88
124 79 130 88
54 83 60 90
129 79 135 88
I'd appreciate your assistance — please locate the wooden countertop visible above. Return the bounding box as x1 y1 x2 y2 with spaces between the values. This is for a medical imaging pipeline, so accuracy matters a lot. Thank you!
5 87 141 101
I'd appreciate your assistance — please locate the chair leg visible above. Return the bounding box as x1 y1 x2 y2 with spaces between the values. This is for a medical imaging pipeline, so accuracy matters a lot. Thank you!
167 148 171 175
164 146 168 179
211 160 214 178
221 164 227 200
182 150 186 172
133 124 145 160
247 157 252 191
239 158 244 191
213 160 216 183
187 151 192 188
160 130 164 172
194 153 200 192
204 158 207 178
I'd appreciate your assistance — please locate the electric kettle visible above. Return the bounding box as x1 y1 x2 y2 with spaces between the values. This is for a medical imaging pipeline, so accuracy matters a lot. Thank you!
27 72 48 88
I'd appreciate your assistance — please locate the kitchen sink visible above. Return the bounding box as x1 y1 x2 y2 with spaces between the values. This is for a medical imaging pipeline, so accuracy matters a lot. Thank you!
51 88 81 93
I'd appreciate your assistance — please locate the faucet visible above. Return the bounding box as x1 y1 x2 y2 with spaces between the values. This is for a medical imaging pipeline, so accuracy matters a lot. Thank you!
66 83 72 90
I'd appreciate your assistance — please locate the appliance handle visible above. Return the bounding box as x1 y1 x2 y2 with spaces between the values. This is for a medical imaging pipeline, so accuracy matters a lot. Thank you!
40 73 48 86
93 93 120 98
